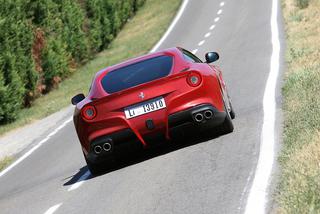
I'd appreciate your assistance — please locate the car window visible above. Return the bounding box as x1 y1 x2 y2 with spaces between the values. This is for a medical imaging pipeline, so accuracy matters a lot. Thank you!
101 55 173 94
182 49 202 63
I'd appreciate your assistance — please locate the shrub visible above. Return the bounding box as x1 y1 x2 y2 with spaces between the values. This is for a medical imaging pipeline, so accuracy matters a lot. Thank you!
0 0 37 120
58 0 88 62
0 0 146 124
295 0 310 9
41 37 70 91
0 53 25 123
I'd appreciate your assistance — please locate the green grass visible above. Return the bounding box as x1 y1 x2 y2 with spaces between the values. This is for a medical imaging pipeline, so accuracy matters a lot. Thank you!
0 156 13 171
0 0 181 136
277 0 320 213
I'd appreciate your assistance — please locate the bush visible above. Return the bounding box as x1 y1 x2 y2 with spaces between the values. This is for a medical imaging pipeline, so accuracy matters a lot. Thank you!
41 37 70 91
0 53 25 123
0 0 146 124
0 0 37 121
58 0 89 62
295 0 310 9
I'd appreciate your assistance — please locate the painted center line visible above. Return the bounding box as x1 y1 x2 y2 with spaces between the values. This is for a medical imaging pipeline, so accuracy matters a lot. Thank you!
204 32 211 38
217 9 223 15
220 2 225 7
192 49 198 54
198 40 205 46
44 203 62 214
209 25 216 30
214 17 220 22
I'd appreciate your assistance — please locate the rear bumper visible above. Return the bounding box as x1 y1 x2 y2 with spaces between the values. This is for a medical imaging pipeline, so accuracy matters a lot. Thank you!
86 104 226 163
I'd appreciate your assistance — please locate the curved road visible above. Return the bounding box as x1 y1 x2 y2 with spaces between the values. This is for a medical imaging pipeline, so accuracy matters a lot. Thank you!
0 0 284 213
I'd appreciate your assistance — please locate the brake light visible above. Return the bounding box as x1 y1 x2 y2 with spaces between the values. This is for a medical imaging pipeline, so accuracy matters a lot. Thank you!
81 105 97 120
187 72 202 87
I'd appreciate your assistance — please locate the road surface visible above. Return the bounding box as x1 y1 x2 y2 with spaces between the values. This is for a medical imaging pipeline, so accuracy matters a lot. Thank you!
0 0 284 213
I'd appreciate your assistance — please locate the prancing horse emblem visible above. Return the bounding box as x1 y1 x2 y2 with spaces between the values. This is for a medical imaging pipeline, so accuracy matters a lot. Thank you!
139 92 145 99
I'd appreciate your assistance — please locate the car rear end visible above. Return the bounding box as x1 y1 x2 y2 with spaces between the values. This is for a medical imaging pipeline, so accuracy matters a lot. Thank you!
74 51 226 164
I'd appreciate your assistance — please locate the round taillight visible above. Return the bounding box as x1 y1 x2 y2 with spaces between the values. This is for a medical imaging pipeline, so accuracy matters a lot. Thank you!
81 105 97 120
187 72 202 87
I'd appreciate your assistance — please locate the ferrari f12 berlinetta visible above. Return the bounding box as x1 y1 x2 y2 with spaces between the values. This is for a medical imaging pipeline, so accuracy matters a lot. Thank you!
71 47 235 174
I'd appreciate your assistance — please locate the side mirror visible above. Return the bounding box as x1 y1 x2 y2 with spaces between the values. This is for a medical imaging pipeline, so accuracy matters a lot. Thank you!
71 93 85 105
205 52 219 63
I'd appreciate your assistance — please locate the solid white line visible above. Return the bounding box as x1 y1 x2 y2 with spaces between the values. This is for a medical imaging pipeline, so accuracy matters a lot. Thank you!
44 203 63 214
204 32 211 38
0 118 72 178
217 9 223 15
68 170 91 191
192 49 198 54
244 0 280 212
150 0 189 52
214 17 220 22
209 25 216 30
220 2 225 7
198 40 205 46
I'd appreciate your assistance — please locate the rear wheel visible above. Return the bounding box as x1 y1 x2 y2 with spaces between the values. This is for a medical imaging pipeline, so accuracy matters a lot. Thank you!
229 101 236 119
219 111 234 135
83 153 113 176
218 99 234 135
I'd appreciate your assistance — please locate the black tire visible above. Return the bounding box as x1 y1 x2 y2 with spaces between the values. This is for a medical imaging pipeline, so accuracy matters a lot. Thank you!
229 101 236 119
86 160 105 175
218 108 234 135
83 153 113 176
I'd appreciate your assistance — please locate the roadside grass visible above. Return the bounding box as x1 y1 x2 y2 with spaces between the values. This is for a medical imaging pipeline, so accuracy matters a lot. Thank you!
0 156 13 172
277 0 320 212
0 0 181 136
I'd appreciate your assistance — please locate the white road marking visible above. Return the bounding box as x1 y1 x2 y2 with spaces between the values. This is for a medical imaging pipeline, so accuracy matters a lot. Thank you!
217 9 223 15
0 117 73 178
150 0 189 52
220 2 225 7
68 170 91 191
44 203 62 214
192 49 198 54
204 32 211 38
244 0 280 212
238 167 255 211
214 17 220 22
198 40 205 46
209 25 216 30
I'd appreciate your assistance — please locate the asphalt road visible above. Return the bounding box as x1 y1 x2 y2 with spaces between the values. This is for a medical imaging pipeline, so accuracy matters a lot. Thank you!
0 0 284 213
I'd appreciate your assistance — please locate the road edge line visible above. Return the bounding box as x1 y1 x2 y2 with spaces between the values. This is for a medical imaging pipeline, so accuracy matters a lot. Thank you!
0 118 72 178
244 0 281 213
150 0 189 53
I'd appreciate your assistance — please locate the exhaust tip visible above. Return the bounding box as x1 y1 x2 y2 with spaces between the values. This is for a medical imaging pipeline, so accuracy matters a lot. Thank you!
103 142 112 152
204 110 213 120
194 113 204 123
94 145 102 154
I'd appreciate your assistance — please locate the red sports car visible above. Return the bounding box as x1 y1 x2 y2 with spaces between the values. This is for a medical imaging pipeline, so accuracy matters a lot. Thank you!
71 47 235 174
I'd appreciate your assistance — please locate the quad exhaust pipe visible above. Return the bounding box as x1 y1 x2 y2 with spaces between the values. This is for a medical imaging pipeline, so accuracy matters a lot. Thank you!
194 110 214 123
94 145 102 154
93 139 113 155
103 142 112 152
204 110 213 120
194 113 204 123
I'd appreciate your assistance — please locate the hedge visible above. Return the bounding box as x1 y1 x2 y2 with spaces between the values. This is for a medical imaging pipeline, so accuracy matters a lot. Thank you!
0 0 146 124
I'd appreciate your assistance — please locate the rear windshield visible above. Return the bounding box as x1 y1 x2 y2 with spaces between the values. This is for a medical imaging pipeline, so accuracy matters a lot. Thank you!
101 55 173 94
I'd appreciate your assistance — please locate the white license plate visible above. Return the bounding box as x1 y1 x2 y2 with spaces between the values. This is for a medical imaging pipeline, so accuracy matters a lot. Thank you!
124 97 166 119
